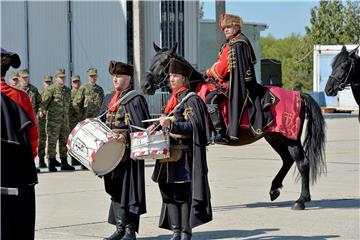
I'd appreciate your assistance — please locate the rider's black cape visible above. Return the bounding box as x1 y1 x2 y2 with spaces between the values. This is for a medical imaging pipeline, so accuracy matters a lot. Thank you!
228 33 276 139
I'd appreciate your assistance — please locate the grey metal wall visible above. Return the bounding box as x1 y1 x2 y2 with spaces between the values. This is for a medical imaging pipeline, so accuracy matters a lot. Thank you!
1 1 28 74
28 1 70 86
1 0 127 90
71 1 127 92
199 20 267 83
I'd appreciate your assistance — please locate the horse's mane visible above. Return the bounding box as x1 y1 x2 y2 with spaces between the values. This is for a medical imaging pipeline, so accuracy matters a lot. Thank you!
332 50 349 69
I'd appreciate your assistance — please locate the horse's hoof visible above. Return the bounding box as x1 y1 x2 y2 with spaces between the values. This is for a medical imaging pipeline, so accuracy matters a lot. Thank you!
291 202 305 210
269 189 281 201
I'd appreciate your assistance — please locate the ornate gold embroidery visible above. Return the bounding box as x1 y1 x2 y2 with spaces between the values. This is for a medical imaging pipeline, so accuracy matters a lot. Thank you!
124 113 130 125
183 107 194 120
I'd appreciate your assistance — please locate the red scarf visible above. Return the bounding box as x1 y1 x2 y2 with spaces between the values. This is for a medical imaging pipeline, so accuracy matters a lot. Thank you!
164 86 187 114
107 90 122 112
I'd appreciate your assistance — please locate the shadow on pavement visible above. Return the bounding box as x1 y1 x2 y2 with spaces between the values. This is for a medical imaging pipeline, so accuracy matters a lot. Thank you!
140 228 279 240
245 234 340 240
211 198 360 211
140 230 339 240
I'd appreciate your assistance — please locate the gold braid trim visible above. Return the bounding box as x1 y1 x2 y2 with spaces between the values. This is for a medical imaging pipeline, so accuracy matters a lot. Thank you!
218 43 227 56
228 47 236 72
124 113 131 125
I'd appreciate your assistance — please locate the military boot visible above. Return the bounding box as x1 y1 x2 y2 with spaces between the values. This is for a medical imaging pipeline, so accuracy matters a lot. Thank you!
48 158 58 172
104 201 126 240
71 156 81 166
52 159 61 167
168 203 181 240
121 212 138 240
60 157 75 171
121 226 136 240
180 202 192 240
207 103 228 144
38 157 47 168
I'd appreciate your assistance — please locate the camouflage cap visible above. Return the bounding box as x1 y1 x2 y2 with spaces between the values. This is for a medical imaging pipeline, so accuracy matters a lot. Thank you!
18 69 29 77
71 74 80 81
43 74 53 82
55 68 66 77
9 72 19 79
87 67 97 76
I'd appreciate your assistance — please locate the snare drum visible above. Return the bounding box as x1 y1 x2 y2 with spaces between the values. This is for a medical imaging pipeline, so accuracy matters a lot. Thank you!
130 130 170 160
66 118 125 176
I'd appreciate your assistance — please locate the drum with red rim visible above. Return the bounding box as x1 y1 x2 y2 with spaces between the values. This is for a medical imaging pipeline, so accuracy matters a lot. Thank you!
67 118 125 176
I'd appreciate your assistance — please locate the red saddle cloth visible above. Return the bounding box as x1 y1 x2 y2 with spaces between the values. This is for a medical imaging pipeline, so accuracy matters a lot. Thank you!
239 86 302 140
197 83 302 140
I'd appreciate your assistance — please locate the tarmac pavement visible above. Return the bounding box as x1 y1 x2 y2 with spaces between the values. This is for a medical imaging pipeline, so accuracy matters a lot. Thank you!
34 115 359 239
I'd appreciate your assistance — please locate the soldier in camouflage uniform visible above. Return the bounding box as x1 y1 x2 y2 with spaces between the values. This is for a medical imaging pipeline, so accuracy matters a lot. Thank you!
69 74 85 166
8 71 19 88
37 74 54 168
75 67 104 118
42 68 74 172
18 69 42 116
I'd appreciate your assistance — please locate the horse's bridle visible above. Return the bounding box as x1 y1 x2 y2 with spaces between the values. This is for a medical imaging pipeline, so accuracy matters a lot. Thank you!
329 59 354 91
146 52 172 89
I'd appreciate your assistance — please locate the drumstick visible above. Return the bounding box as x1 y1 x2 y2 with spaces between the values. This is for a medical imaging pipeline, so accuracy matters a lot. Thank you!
141 116 176 123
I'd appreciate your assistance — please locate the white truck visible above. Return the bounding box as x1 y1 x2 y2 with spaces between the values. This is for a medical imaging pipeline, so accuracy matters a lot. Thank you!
313 44 358 111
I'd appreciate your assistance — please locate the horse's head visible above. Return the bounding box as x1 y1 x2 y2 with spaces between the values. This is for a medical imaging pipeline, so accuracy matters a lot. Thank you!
325 45 360 96
143 42 178 95
144 42 205 95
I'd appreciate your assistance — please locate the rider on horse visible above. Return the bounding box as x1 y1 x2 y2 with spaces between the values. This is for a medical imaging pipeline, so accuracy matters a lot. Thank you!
199 13 277 143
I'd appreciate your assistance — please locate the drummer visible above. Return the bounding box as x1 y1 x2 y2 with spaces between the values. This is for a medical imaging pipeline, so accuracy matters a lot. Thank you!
98 60 150 240
149 59 213 240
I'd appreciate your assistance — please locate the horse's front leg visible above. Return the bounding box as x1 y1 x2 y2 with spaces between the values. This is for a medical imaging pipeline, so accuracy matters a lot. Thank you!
265 135 294 201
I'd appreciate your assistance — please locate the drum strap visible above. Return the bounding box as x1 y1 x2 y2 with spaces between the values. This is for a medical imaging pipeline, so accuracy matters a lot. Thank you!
149 92 197 134
97 90 140 119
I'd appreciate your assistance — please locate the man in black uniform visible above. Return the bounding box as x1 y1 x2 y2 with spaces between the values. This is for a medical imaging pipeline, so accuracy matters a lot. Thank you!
99 60 150 240
151 59 213 240
1 48 39 240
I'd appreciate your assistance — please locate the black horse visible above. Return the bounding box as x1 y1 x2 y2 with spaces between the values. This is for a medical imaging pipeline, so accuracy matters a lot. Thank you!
144 43 326 210
325 45 360 120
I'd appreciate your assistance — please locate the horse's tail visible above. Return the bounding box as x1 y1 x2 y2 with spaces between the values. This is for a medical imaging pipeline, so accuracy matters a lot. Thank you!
301 93 327 184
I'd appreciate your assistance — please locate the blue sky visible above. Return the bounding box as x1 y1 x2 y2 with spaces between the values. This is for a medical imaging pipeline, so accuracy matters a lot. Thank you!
202 0 319 39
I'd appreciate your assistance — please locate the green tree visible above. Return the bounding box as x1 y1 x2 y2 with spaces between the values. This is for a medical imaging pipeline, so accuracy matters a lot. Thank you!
306 0 360 45
261 0 360 92
261 34 312 92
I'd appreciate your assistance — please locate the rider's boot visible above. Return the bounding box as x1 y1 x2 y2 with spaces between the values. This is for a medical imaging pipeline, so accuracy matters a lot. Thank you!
207 103 228 144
